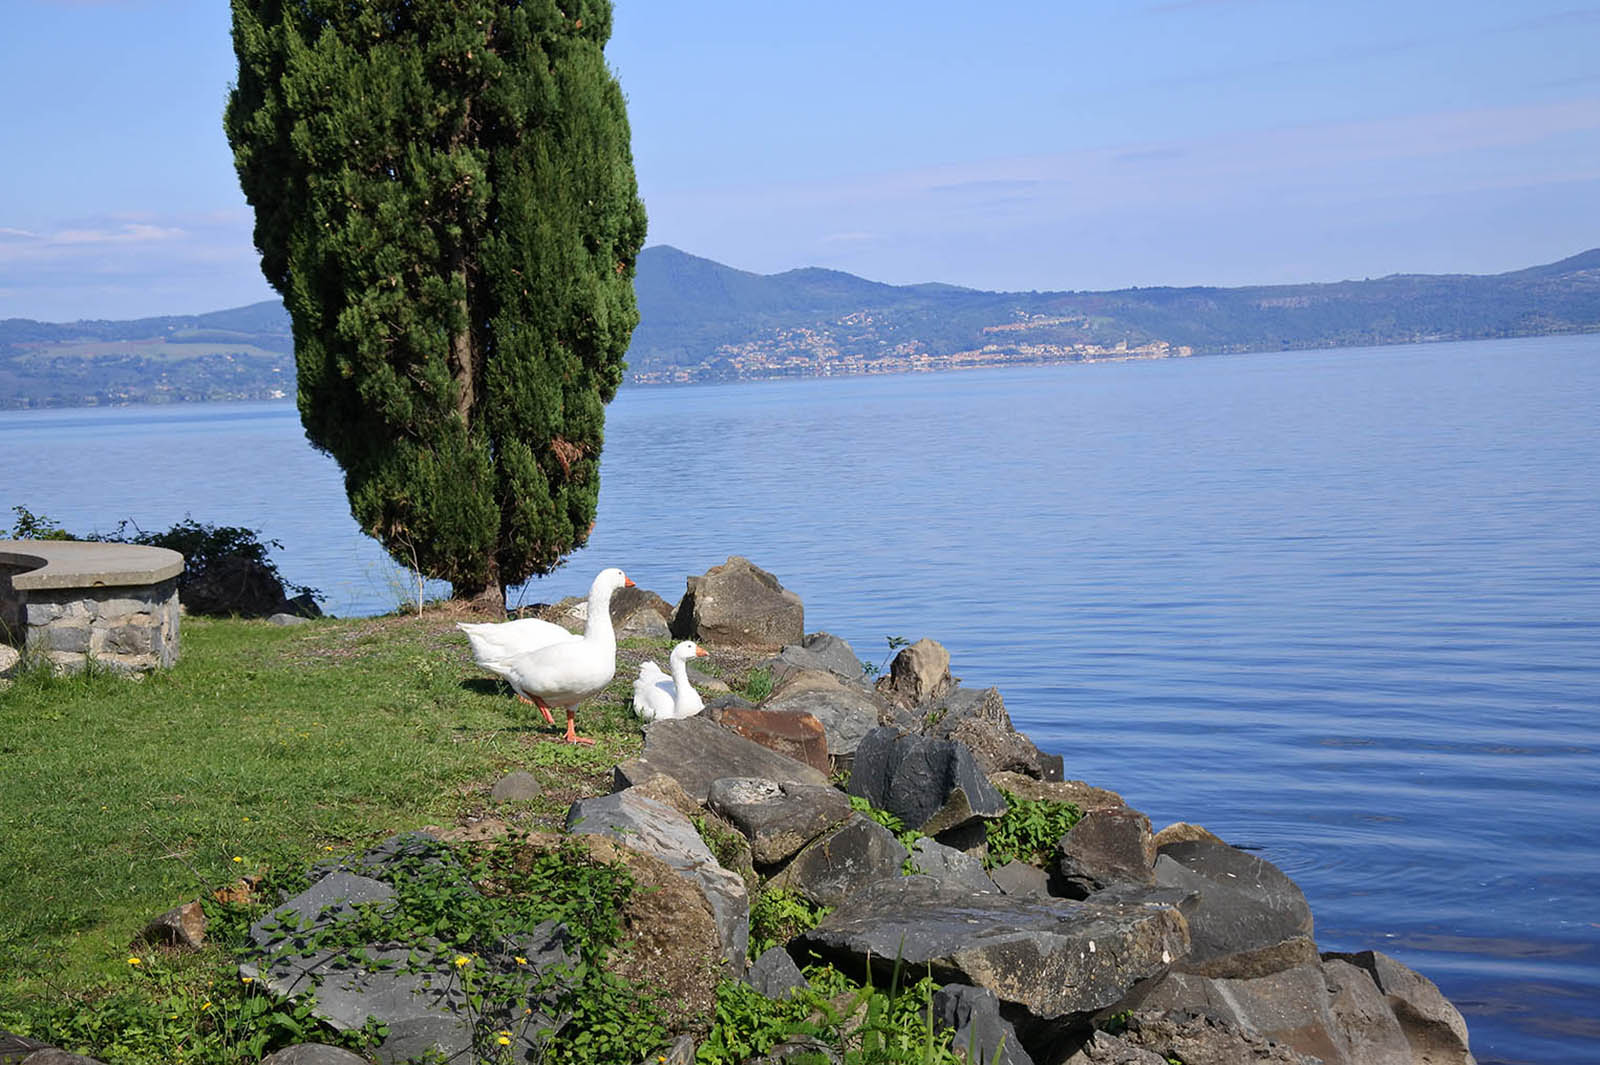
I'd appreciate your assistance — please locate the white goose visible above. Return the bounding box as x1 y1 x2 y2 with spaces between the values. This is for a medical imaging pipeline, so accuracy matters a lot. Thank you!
456 614 580 672
487 567 633 745
632 640 710 722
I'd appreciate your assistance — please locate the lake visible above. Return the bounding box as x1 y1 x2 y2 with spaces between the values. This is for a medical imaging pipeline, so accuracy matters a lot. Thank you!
4 334 1597 1063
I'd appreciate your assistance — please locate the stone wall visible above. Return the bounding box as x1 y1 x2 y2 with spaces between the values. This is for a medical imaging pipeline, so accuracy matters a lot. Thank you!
0 562 24 646
21 578 181 673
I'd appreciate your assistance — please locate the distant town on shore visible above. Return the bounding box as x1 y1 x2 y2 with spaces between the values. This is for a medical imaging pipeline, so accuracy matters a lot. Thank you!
2 245 1597 409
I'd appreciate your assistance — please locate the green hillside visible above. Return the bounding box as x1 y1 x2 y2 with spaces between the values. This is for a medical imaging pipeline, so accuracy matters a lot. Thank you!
2 247 1597 407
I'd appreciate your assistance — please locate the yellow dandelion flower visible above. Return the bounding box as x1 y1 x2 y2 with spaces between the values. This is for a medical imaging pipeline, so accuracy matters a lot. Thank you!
201 1001 211 1010
454 955 471 968
241 976 254 984
497 1036 511 1046
127 957 142 966
231 856 243 863
514 956 527 965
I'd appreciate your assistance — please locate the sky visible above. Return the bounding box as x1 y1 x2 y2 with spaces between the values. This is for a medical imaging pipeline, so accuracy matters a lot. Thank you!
2 0 1598 322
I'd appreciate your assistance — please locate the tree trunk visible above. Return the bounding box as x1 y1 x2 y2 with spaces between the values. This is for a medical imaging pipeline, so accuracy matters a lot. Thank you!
456 556 505 616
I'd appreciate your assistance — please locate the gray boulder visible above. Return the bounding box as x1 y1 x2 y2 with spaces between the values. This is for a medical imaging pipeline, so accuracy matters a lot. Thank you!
747 945 811 1000
1069 1010 1324 1065
990 770 1126 814
924 686 1053 780
933 984 1035 1065
617 715 831 803
1140 961 1357 1065
259 1047 373 1065
1153 840 1317 979
1322 950 1477 1065
849 727 1007 836
1323 957 1414 1065
768 813 910 907
707 777 854 866
1057 807 1157 898
989 860 1051 898
875 637 955 708
766 632 868 685
795 876 1190 1029
761 668 888 758
908 837 999 894
610 585 674 639
671 557 804 650
490 769 542 802
565 788 750 969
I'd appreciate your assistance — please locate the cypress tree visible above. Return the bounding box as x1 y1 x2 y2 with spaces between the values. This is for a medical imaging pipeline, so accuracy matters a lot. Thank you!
225 0 646 609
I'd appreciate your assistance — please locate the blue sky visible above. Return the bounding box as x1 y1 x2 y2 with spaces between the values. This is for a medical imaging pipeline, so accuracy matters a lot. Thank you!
2 0 1597 321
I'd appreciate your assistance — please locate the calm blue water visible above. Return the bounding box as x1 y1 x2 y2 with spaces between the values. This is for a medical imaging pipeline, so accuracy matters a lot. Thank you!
4 335 1597 1063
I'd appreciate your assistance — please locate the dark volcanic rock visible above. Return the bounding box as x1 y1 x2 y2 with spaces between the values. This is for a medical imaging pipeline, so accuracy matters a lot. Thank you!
1153 840 1316 979
706 703 831 774
766 632 868 686
671 556 804 650
748 945 811 1000
924 686 1051 779
768 813 910 907
989 859 1051 897
907 837 999 894
1057 807 1157 899
762 668 888 757
795 876 1190 1027
617 716 830 802
849 727 1007 835
934 984 1035 1065
707 777 854 865
1322 949 1477 1065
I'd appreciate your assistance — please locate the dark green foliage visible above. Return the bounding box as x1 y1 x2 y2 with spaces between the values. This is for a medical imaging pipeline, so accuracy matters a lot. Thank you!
4 507 320 609
984 788 1083 870
7 505 73 540
226 0 646 600
748 887 831 959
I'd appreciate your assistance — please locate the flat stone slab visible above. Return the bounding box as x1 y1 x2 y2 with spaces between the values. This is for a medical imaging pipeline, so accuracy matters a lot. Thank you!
620 716 831 802
796 876 1191 1024
0 540 183 591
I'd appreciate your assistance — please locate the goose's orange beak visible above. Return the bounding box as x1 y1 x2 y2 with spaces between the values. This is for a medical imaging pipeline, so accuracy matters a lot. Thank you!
624 576 636 587
695 647 709 657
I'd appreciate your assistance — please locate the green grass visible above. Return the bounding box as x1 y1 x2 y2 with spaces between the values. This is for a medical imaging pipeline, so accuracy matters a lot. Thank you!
0 613 652 997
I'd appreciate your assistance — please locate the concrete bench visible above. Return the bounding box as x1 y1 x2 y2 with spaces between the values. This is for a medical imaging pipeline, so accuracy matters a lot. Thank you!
0 539 183 673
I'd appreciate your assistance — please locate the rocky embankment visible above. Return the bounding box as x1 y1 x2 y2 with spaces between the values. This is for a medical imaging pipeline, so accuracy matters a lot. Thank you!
3 557 1477 1065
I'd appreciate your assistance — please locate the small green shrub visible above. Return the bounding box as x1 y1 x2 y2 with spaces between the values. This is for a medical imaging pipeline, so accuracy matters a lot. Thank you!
7 505 73 540
984 789 1083 869
741 666 774 703
748 888 831 958
848 794 923 854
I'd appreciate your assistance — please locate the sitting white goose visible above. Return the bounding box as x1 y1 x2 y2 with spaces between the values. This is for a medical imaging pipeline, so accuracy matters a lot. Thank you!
632 640 710 722
490 567 633 745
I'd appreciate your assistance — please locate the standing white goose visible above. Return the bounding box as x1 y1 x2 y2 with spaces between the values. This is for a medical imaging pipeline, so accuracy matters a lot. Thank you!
632 640 710 722
494 567 633 744
456 615 580 673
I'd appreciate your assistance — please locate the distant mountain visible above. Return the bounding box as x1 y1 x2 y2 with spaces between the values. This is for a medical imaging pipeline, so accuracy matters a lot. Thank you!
3 247 1597 407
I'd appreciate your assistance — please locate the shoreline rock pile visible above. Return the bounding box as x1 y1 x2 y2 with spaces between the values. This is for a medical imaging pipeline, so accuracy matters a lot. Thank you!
3 557 1476 1065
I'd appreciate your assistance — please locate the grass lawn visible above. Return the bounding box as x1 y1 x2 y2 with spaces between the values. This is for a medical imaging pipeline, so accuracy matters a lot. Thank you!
0 611 676 1022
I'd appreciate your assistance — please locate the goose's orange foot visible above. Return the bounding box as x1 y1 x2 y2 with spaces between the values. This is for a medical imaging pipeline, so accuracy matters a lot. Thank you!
563 710 594 746
533 697 556 725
